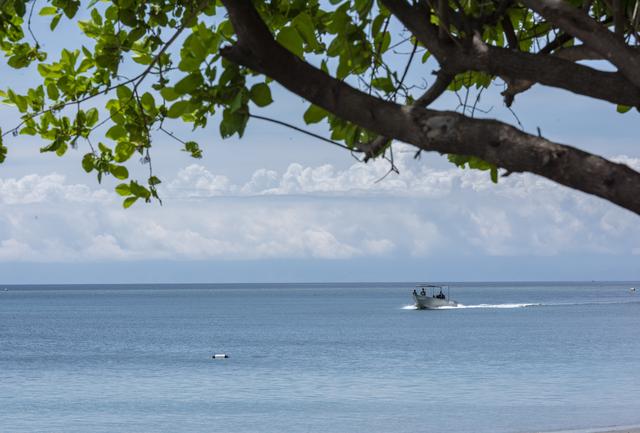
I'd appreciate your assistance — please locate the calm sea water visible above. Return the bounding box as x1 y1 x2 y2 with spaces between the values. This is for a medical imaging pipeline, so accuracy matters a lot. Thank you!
1 282 639 433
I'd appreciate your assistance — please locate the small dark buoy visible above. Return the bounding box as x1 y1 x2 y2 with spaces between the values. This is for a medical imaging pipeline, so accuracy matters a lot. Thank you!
212 353 229 359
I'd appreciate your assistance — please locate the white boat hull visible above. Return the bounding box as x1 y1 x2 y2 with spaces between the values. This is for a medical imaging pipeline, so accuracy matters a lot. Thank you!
413 294 458 309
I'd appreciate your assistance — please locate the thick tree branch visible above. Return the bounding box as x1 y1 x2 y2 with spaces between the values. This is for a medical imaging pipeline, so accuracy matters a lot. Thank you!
523 0 640 88
220 0 640 215
613 0 625 37
438 0 449 40
502 15 519 50
382 0 640 107
503 44 603 104
415 71 454 106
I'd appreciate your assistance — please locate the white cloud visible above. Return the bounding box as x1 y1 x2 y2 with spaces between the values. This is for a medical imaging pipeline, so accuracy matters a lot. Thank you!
0 146 638 263
0 173 110 204
167 164 235 197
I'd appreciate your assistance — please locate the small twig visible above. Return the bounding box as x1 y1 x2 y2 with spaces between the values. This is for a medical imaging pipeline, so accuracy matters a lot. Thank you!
389 40 419 101
27 0 40 47
470 87 485 117
159 126 188 145
507 106 525 130
249 114 358 152
374 145 400 183
368 16 391 95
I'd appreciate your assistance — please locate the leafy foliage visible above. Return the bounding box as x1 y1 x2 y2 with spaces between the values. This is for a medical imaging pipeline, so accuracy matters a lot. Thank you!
0 0 636 206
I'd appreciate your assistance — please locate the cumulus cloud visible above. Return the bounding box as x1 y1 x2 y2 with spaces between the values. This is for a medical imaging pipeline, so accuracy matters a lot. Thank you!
166 164 235 197
0 147 639 263
164 148 640 202
167 150 464 197
0 173 110 204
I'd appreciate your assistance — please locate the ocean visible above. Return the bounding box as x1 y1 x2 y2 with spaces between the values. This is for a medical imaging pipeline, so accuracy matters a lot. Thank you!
1 282 639 433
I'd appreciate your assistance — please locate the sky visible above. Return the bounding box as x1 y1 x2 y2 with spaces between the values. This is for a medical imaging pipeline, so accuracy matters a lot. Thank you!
0 9 638 284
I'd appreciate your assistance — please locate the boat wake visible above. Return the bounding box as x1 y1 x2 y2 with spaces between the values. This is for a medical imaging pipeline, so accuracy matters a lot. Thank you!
403 299 640 311
439 302 541 309
402 302 541 310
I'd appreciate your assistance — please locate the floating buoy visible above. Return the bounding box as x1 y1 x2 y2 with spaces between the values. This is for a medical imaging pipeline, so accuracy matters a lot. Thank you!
212 354 229 359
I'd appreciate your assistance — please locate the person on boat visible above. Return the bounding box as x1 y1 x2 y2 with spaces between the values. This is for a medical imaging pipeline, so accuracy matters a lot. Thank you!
437 289 445 299
412 289 417 296
420 288 426 296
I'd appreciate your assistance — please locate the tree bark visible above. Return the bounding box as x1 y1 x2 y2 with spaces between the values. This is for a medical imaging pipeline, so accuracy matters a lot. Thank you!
523 0 640 88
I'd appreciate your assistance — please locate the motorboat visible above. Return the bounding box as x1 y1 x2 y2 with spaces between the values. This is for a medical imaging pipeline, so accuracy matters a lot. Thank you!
412 284 457 309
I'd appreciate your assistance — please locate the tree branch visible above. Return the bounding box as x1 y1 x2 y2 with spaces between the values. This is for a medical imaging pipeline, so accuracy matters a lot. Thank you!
613 0 625 37
382 0 640 107
523 0 640 88
360 70 453 161
415 70 453 106
502 15 519 50
220 0 640 215
502 44 604 105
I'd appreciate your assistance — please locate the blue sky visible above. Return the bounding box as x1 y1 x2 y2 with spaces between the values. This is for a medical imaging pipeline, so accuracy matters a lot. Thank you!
0 9 638 284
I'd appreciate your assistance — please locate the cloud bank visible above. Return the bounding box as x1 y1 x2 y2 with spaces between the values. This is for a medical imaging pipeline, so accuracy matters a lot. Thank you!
0 146 638 263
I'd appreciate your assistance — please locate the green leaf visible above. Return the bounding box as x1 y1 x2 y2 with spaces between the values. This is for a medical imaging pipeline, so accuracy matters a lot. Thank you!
249 83 272 107
276 27 304 58
98 142 111 154
109 165 129 180
39 6 58 16
371 77 396 93
293 12 320 51
132 52 153 65
174 74 203 95
85 108 99 126
160 87 180 101
50 14 62 31
183 141 202 158
167 100 190 118
114 141 135 162
20 127 37 136
115 183 131 196
140 92 155 111
148 176 162 186
106 125 127 140
129 181 151 199
0 132 7 164
219 110 249 138
303 104 328 124
229 91 244 113
117 86 133 101
82 153 95 172
617 104 632 114
46 83 60 100
91 7 102 25
123 196 138 208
